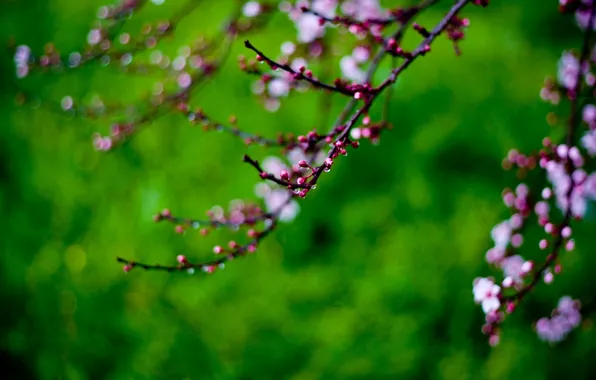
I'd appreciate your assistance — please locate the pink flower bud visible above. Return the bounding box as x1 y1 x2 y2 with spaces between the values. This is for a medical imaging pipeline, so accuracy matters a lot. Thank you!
544 223 554 234
506 302 516 313
521 260 533 273
502 192 515 207
502 277 513 288
556 144 568 159
561 226 572 238
543 272 554 284
177 255 187 264
565 239 575 251
511 233 523 248
488 334 500 347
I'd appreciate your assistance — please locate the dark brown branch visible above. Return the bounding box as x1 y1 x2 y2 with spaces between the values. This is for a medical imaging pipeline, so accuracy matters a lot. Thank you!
244 40 357 97
376 0 471 93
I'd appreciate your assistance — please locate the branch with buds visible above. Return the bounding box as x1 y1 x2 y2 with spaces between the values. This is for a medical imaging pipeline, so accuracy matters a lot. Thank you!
473 0 596 346
39 0 596 349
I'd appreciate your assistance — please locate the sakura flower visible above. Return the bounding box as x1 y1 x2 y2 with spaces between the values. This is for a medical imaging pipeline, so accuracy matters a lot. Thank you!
490 221 511 248
582 129 596 156
255 183 300 222
536 296 582 343
582 104 596 126
340 55 366 83
576 0 596 30
500 255 525 284
288 0 337 43
242 1 261 17
557 52 581 89
473 277 501 313
341 0 386 22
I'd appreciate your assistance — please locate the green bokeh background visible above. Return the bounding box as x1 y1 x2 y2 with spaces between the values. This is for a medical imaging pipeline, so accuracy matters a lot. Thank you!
1 0 596 379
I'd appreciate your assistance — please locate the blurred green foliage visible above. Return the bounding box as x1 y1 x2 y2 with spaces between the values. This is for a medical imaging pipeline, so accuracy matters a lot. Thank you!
1 0 596 379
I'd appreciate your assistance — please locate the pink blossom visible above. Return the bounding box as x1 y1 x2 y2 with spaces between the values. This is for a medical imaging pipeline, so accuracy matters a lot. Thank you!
340 55 366 83
14 45 30 66
557 52 581 89
341 0 386 23
500 255 525 284
509 213 523 229
473 277 501 313
88 28 102 45
536 296 581 343
576 0 596 30
583 104 596 125
490 221 511 249
268 78 290 97
582 130 596 156
289 0 337 43
281 41 296 55
177 72 192 88
485 247 505 264
262 156 287 174
242 1 261 17
263 187 300 222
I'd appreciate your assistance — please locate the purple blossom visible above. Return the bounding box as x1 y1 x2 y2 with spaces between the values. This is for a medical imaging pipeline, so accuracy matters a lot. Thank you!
536 296 582 343
582 129 596 156
576 0 596 30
